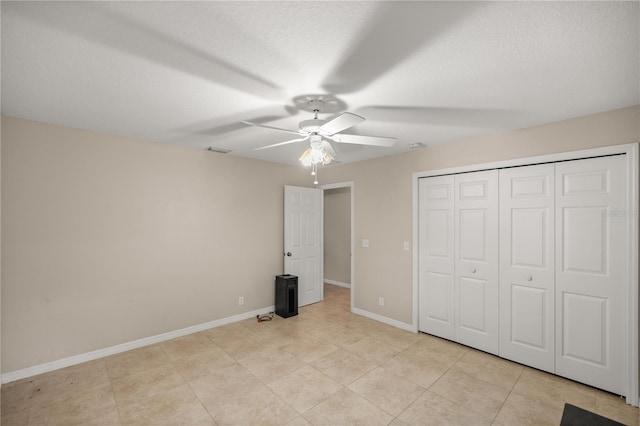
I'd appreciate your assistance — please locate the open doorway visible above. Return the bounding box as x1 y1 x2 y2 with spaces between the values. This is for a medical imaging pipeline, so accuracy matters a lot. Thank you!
320 182 354 311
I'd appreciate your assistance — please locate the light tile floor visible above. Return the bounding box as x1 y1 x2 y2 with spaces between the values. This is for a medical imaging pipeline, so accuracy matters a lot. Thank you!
2 283 639 425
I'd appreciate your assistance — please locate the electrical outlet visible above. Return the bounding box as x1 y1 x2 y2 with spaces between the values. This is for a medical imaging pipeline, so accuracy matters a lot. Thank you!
379 297 384 306
238 296 244 306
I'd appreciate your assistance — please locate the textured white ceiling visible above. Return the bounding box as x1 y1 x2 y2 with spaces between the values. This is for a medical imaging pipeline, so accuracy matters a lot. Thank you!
2 1 639 165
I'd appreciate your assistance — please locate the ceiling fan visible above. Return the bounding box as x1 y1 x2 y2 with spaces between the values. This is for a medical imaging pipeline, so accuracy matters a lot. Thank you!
241 95 397 171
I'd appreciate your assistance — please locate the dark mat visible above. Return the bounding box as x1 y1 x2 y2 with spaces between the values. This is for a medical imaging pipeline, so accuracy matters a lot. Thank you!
560 403 625 426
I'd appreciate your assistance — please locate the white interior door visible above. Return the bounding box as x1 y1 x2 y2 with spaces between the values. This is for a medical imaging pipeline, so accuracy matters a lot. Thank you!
555 155 627 395
499 164 555 372
454 170 499 354
418 176 455 338
284 185 323 307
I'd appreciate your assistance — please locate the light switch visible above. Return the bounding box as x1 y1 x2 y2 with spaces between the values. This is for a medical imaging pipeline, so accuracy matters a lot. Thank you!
362 238 369 248
403 241 410 251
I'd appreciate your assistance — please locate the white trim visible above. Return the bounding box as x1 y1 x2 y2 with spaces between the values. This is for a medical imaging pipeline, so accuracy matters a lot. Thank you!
320 182 353 190
320 189 325 302
412 169 420 334
412 143 639 406
1 305 275 384
319 181 355 313
350 183 354 313
324 279 351 288
352 307 416 333
412 144 637 180
626 143 639 406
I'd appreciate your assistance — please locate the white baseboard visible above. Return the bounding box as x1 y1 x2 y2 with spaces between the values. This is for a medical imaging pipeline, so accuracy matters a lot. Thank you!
351 307 417 333
1 305 275 384
324 279 351 288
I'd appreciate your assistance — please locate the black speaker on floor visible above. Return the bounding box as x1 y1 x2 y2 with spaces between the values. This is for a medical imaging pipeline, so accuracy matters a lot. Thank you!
275 274 298 318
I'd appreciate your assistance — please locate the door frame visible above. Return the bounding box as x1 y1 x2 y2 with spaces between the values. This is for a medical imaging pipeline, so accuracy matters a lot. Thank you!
412 143 639 406
319 181 355 312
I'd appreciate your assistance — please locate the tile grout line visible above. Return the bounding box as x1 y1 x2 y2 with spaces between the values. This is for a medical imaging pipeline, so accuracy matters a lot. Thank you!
417 348 503 422
383 341 442 425
490 361 526 424
182 370 218 425
166 338 219 426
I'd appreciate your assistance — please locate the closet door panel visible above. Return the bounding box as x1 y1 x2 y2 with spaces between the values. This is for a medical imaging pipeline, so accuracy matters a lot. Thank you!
555 155 627 395
459 276 488 332
499 164 555 372
418 176 455 338
454 170 499 354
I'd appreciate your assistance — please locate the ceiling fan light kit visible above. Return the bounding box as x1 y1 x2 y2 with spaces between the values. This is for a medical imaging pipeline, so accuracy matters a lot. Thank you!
299 135 334 167
298 135 334 186
243 94 397 184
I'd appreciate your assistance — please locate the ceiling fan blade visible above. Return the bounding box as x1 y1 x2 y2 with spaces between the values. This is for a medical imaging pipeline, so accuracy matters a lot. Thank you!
253 136 309 151
322 2 479 94
12 2 284 101
321 140 337 158
169 105 299 141
242 121 302 136
331 133 396 147
319 112 365 135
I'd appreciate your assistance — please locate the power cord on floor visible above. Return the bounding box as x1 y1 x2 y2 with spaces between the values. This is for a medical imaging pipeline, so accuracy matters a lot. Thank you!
256 312 274 322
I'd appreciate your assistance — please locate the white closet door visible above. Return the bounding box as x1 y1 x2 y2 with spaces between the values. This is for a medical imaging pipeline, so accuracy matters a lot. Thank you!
555 155 627 395
418 176 455 338
499 164 555 372
454 170 499 354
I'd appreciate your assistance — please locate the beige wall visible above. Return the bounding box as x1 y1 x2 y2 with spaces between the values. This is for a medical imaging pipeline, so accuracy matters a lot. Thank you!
1 116 310 373
2 106 638 374
323 187 351 285
320 105 640 325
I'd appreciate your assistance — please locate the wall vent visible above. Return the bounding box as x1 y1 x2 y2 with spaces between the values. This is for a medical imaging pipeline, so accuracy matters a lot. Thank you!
409 142 427 149
206 146 231 154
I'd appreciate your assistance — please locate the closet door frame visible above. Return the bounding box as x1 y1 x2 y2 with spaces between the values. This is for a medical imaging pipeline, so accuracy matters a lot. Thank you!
412 143 639 406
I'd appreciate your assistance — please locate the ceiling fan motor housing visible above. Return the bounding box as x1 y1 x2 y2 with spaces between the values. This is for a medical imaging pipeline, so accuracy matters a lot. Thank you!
299 119 327 134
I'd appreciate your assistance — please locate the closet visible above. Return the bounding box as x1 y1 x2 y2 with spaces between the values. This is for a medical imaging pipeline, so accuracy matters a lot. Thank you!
418 153 631 397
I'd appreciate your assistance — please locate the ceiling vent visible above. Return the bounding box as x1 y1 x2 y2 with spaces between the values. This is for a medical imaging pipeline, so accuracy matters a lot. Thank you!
206 146 231 154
